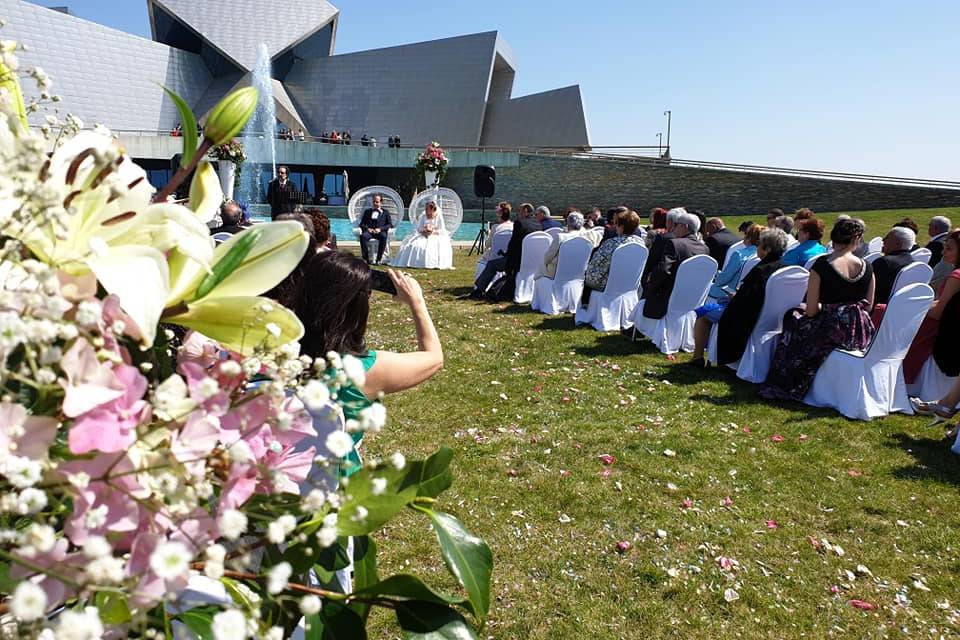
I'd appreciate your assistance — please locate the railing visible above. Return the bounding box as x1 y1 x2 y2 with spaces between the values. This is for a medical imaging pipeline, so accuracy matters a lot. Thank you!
44 127 960 190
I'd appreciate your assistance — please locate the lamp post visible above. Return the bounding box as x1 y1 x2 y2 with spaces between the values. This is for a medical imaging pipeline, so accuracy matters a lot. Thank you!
663 110 672 157
656 132 663 157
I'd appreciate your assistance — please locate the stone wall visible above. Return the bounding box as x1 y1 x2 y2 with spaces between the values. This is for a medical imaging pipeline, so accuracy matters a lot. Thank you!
444 154 960 216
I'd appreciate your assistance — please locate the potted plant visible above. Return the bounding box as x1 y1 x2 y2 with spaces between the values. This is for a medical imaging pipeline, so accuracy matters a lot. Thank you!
415 141 448 188
210 139 246 199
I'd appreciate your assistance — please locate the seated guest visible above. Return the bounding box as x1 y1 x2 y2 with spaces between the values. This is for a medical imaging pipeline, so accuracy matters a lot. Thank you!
872 226 916 305
491 202 514 235
927 216 953 266
704 217 740 266
707 223 762 300
766 208 785 227
602 206 631 243
640 209 709 320
293 253 443 476
584 207 603 229
688 228 789 367
773 215 798 247
738 220 755 234
649 208 669 234
537 206 562 230
760 219 875 402
690 210 708 241
469 203 539 297
307 211 336 252
358 193 393 264
582 210 644 305
642 207 682 284
210 200 245 235
894 218 921 250
793 207 815 222
782 218 828 266
537 211 588 280
899 231 960 384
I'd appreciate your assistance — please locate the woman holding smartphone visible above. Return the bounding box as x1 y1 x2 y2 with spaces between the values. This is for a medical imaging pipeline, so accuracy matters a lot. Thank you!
292 251 444 475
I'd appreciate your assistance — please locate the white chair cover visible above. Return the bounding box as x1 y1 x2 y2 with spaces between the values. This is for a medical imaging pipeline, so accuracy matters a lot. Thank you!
890 261 933 294
211 232 233 245
722 241 745 269
907 356 958 403
736 255 762 289
803 254 822 270
531 236 593 315
632 254 717 354
474 229 512 280
731 267 810 380
863 252 882 264
804 283 934 420
545 227 563 240
575 242 648 331
911 247 932 263
408 187 464 237
347 186 404 259
514 232 552 303
868 236 883 253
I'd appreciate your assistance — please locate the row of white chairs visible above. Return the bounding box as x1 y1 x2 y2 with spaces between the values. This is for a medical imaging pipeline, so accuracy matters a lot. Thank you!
488 232 953 421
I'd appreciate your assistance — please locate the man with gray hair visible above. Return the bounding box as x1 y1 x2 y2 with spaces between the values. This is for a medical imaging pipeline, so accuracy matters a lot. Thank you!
536 205 562 230
873 226 917 304
773 215 798 247
640 208 708 320
537 211 588 280
926 216 953 266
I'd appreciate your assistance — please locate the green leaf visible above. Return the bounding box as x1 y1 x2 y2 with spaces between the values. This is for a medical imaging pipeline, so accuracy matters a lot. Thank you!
193 228 262 301
310 539 354 591
178 607 216 640
162 85 199 168
352 574 466 609
337 470 419 537
222 577 257 612
349 536 379 621
399 447 454 498
396 601 479 640
94 592 131 625
305 600 367 640
428 511 493 623
0 562 16 593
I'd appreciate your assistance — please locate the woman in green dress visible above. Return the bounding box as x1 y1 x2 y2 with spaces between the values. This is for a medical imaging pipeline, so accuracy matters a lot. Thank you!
293 251 444 475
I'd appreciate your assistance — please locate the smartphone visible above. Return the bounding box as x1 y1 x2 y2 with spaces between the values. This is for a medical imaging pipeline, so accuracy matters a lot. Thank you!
369 268 398 295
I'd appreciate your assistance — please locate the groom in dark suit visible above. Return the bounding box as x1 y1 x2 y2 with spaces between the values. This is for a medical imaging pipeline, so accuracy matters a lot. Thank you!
359 194 393 264
641 210 709 320
267 166 297 220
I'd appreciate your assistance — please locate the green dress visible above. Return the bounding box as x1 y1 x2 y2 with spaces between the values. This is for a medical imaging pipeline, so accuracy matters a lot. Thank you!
335 351 378 477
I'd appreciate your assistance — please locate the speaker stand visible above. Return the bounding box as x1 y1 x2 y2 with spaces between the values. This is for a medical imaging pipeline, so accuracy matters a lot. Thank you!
468 196 489 257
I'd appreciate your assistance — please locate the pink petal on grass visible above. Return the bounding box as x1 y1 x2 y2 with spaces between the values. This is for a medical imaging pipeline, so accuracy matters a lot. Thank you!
681 498 694 509
720 496 734 507
848 599 876 611
766 520 778 529
616 540 632 553
599 454 616 466
770 434 785 443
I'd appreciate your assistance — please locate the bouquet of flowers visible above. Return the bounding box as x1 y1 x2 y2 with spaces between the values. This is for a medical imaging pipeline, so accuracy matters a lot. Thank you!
415 141 448 185
0 36 491 640
211 139 246 166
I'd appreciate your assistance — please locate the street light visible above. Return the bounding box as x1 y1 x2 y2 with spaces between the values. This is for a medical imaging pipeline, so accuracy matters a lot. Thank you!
655 132 663 157
663 110 672 157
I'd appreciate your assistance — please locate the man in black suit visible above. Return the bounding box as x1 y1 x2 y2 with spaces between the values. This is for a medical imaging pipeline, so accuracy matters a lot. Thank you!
358 194 393 264
469 203 539 298
641 210 709 320
926 215 952 266
704 218 740 267
873 227 917 304
267 166 297 220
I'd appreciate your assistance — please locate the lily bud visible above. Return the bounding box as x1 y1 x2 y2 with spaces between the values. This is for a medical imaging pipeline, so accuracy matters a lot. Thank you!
0 58 29 131
204 87 258 146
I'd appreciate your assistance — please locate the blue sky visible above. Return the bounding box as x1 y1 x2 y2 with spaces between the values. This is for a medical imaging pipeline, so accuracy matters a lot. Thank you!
27 0 960 180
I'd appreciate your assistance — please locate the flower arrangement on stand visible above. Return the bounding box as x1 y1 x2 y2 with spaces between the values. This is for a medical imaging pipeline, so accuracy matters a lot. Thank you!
210 140 245 200
0 36 491 640
415 141 448 188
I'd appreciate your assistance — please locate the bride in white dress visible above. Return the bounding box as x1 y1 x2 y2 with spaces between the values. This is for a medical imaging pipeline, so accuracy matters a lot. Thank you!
392 200 454 269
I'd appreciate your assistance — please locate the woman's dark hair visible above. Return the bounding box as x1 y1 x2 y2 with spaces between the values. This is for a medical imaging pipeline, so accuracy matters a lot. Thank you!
738 220 754 233
650 208 668 230
307 211 332 246
947 230 960 267
294 251 372 358
265 222 318 309
830 218 865 246
894 217 920 235
275 213 316 240
798 218 825 241
606 206 628 225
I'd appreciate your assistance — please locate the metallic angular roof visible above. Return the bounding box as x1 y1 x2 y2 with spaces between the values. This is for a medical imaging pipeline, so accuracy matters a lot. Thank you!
148 0 339 71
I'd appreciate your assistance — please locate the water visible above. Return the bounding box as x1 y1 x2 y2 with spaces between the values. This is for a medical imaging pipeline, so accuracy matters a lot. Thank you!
249 213 483 242
236 43 277 205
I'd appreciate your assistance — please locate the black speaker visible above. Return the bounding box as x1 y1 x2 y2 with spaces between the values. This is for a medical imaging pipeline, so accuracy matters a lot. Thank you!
474 165 496 198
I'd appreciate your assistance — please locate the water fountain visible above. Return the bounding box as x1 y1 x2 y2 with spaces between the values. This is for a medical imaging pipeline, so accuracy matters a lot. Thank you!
235 43 277 208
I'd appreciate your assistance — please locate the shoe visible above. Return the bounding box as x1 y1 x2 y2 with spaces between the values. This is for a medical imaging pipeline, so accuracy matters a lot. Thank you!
686 357 707 368
910 398 958 419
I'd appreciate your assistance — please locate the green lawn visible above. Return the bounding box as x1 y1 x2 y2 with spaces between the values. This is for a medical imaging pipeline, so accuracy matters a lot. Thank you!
362 207 960 639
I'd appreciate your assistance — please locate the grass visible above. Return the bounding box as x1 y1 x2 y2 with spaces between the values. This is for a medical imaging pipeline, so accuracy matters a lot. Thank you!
360 207 960 639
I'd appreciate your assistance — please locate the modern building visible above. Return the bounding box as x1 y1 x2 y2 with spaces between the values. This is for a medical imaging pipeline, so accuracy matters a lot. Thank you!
1 0 591 149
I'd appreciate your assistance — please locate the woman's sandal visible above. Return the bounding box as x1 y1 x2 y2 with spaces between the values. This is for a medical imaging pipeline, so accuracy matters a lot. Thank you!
910 398 959 420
